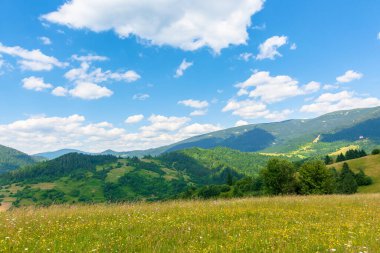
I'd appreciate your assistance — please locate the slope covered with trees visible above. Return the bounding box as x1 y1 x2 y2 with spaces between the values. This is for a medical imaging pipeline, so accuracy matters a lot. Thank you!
0 145 36 173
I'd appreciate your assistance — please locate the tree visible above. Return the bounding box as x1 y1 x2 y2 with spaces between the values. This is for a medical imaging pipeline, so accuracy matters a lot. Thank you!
298 160 335 195
372 149 380 155
226 172 233 186
324 155 333 165
336 153 346 163
337 163 358 194
355 169 372 186
261 158 296 195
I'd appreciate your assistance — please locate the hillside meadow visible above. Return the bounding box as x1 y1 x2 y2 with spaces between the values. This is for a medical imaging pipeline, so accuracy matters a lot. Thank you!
1 194 380 252
329 154 380 193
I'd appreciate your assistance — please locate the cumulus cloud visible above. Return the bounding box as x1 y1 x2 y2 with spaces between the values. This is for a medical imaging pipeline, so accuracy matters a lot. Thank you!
41 0 264 53
180 123 221 135
133 93 150 101
377 32 380 40
256 36 288 60
60 61 140 100
140 115 190 133
290 43 297 50
0 113 221 153
236 71 320 103
300 91 380 114
0 42 67 71
336 70 363 83
51 86 68 97
125 114 144 124
179 99 209 116
235 120 249 127
69 82 113 100
303 81 321 93
39 36 52 45
222 99 293 121
0 114 124 153
22 76 53 91
190 110 207 116
222 99 267 119
174 59 193 78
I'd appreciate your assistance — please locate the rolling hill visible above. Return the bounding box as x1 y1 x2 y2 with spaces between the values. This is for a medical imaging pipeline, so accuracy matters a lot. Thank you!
0 145 36 173
1 148 260 206
328 154 380 193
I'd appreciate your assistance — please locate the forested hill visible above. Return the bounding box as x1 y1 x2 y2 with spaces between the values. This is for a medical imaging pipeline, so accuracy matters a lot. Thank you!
0 145 36 173
0 150 248 206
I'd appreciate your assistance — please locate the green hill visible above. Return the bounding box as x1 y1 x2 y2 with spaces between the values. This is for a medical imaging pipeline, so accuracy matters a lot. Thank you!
178 147 291 176
0 149 254 207
0 145 36 173
328 154 380 193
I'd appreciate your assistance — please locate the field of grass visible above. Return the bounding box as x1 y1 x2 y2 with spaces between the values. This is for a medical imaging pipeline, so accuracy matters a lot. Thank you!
329 154 380 193
1 194 380 252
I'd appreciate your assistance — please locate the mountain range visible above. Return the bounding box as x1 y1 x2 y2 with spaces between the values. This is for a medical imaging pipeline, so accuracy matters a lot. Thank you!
32 106 380 159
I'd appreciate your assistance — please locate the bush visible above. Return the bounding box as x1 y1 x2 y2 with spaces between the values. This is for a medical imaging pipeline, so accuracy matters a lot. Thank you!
372 149 380 155
355 169 373 186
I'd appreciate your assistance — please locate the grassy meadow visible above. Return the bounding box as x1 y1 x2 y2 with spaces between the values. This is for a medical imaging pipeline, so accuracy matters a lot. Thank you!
1 194 380 252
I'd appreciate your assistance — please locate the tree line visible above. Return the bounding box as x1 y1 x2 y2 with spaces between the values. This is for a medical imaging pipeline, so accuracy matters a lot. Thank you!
183 158 372 199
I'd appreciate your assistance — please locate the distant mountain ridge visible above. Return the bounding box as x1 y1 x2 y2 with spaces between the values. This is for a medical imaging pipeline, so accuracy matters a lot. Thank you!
33 149 90 160
31 106 380 159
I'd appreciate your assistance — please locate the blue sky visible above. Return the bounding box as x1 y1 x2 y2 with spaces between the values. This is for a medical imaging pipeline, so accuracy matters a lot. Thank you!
0 0 379 154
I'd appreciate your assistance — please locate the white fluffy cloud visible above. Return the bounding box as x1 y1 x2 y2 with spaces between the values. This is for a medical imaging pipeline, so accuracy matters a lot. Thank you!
125 114 144 124
300 91 380 114
222 99 293 121
69 82 113 100
180 123 221 135
0 113 222 153
235 120 249 127
179 99 209 116
178 99 208 109
42 0 264 53
256 36 288 60
236 71 320 103
336 70 363 83
51 86 69 97
22 76 53 91
140 115 190 133
0 42 67 71
174 59 193 78
377 32 380 40
190 110 207 116
39 36 52 45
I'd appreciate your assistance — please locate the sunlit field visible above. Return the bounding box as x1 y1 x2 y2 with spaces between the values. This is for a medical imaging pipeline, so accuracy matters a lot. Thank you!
1 194 380 252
